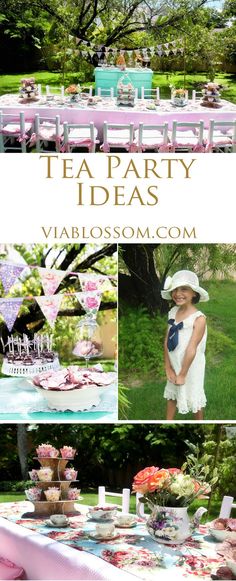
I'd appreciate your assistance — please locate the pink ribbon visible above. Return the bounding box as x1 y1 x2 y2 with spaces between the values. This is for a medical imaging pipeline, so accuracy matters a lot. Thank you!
100 142 136 152
206 139 233 152
171 141 205 153
60 139 95 153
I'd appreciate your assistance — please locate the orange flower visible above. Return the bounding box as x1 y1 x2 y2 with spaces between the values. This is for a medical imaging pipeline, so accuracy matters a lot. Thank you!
147 469 170 492
167 468 182 475
132 466 158 494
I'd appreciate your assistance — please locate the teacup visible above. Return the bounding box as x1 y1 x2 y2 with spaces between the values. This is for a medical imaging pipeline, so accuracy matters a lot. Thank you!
50 514 68 526
96 522 115 538
116 513 136 527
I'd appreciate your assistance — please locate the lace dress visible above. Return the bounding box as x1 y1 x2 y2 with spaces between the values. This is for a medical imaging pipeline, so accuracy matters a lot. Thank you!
164 306 207 414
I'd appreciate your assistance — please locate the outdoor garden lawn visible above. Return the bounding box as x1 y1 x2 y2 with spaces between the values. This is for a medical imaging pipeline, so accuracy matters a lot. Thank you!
0 491 233 521
1 71 236 103
120 280 236 421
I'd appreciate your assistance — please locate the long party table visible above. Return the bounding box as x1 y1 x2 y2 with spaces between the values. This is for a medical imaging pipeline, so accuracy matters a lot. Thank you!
0 377 117 422
1 93 236 141
0 501 231 580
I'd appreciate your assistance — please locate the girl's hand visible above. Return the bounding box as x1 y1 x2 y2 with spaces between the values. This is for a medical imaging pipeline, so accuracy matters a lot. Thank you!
166 368 176 384
175 373 186 385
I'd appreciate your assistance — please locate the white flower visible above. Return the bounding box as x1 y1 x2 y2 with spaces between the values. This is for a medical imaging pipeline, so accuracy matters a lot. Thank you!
170 474 195 498
164 276 172 290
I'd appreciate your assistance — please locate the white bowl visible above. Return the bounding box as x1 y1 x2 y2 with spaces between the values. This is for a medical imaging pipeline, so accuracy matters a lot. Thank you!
34 384 106 411
226 561 236 576
209 527 236 541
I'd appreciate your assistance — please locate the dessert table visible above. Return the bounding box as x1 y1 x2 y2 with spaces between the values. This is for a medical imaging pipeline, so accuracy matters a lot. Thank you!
1 93 236 141
94 67 153 97
0 376 117 422
0 501 231 580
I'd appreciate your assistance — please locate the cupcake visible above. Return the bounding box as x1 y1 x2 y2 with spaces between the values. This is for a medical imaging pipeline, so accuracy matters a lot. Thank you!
44 487 61 502
67 488 81 500
64 468 78 481
60 446 76 459
37 467 53 482
25 487 42 501
36 444 59 458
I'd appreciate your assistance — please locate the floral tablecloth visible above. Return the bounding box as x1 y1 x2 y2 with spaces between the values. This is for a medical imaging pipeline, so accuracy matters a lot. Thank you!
0 502 228 580
1 93 236 114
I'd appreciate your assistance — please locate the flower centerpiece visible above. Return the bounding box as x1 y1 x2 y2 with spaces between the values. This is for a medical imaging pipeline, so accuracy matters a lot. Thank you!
133 443 217 544
201 82 222 108
171 86 188 107
19 77 38 101
65 84 81 102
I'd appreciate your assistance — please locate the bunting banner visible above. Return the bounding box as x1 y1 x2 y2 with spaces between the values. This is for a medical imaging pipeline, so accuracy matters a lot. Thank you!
0 263 26 294
37 267 68 296
75 291 102 317
78 273 113 292
35 295 63 328
0 298 23 331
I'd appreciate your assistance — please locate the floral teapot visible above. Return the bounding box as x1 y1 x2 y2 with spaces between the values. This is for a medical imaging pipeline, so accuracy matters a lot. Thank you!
137 501 207 545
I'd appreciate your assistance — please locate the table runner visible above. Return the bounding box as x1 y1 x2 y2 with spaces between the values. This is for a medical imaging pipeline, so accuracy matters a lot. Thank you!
0 502 226 580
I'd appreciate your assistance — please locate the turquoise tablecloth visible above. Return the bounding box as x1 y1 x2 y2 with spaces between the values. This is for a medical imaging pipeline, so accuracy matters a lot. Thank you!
0 377 117 422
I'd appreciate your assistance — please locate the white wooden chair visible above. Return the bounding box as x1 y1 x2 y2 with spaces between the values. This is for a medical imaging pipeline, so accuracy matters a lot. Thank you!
192 90 203 102
134 121 169 152
45 85 65 98
219 496 236 518
30 114 63 153
97 87 114 98
205 119 236 152
0 111 33 153
170 120 205 152
101 121 135 152
80 86 93 97
141 87 160 101
136 492 146 517
98 486 130 513
62 121 98 152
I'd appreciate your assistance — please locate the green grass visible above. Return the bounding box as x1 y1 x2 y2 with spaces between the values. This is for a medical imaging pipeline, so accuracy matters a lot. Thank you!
0 491 232 520
1 70 236 102
120 280 236 421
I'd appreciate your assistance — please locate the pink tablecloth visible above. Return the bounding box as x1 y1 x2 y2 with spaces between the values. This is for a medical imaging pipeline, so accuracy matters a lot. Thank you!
1 94 236 139
0 515 136 581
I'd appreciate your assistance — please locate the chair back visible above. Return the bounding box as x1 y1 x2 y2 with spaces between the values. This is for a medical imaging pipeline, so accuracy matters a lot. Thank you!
98 486 131 513
34 114 62 152
0 111 30 153
219 495 236 518
137 121 169 151
171 120 204 151
207 119 236 152
102 121 134 152
63 121 97 152
192 90 203 102
97 87 114 97
141 87 160 101
45 85 65 97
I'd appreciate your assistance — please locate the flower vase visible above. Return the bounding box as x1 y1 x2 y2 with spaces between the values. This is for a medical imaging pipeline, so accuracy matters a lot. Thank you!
70 94 79 103
146 505 192 544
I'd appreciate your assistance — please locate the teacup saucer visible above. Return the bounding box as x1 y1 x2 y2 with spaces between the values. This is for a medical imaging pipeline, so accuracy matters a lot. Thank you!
89 531 120 541
115 521 137 528
45 519 69 528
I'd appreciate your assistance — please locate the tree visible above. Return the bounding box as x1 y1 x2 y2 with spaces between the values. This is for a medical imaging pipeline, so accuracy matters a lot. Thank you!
119 243 236 316
17 425 29 480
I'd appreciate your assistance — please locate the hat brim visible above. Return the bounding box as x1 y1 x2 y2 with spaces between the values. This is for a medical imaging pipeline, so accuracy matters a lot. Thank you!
161 283 209 302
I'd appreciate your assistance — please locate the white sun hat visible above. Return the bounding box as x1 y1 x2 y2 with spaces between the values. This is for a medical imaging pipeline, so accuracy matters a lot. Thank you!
161 270 209 302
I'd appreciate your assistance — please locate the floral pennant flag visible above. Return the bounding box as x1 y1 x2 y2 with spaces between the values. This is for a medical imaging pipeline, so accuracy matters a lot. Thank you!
78 273 113 292
0 262 26 294
37 268 67 296
75 291 102 317
35 295 63 328
0 298 23 331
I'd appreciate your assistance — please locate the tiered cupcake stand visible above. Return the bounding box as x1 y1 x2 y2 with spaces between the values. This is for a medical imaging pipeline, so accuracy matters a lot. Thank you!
23 456 81 517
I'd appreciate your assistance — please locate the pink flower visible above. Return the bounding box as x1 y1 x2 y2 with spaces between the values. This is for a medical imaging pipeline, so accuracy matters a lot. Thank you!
85 296 99 309
132 466 159 494
85 281 98 291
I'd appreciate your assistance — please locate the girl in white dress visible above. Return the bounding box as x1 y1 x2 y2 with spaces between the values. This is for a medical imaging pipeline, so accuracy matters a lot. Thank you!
161 270 209 421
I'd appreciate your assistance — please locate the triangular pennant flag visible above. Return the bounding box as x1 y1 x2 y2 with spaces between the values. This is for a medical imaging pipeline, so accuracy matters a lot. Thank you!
173 49 178 55
157 50 162 57
164 42 169 48
0 263 26 294
165 50 170 56
75 291 102 317
0 298 23 331
78 273 113 292
75 37 81 44
35 295 63 328
37 268 67 295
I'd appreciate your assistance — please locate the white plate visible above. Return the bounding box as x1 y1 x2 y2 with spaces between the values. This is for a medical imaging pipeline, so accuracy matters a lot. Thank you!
45 520 69 528
89 531 120 541
115 521 137 528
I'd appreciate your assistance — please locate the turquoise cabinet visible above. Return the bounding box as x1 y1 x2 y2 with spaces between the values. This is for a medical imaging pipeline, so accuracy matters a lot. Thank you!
95 67 153 98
